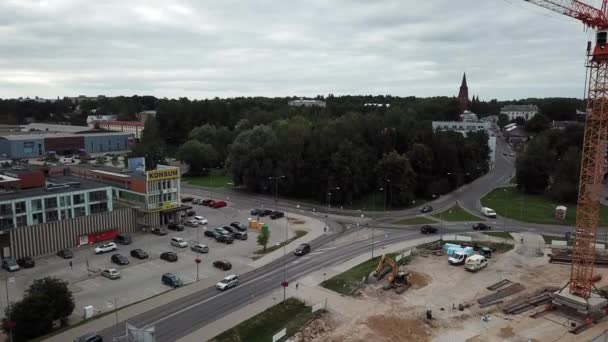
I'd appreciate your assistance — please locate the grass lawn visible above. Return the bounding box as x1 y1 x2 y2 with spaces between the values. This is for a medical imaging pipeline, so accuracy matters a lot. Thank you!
210 298 319 342
321 253 411 296
481 187 608 226
183 170 232 188
432 204 483 222
254 230 307 255
395 216 436 225
482 231 514 240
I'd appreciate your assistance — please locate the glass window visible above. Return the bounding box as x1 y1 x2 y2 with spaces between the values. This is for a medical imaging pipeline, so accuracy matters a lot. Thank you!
44 197 57 209
32 212 43 224
23 141 34 154
60 209 72 220
74 207 86 217
89 190 107 202
45 210 58 222
15 201 25 214
15 215 27 227
0 218 13 229
73 194 85 205
0 203 11 216
89 202 107 214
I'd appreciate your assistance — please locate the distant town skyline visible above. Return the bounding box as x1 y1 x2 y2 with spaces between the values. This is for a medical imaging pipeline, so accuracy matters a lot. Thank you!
0 0 594 100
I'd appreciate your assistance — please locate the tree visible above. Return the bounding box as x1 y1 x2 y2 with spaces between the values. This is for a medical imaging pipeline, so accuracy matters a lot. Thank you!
515 136 555 194
525 113 550 133
176 140 219 175
257 229 269 252
129 118 165 170
95 156 106 165
549 146 581 203
514 116 526 126
374 151 417 207
497 114 509 131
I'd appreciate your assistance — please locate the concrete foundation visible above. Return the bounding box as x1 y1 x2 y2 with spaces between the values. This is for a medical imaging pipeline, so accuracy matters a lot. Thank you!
553 286 608 315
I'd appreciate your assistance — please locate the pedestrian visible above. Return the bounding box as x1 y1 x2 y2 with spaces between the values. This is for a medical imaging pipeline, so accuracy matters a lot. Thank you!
324 227 327 233
69 261 73 269
296 283 299 290
520 236 524 244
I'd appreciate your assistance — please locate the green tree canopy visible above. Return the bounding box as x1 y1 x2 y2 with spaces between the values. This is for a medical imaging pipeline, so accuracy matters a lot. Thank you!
177 140 219 175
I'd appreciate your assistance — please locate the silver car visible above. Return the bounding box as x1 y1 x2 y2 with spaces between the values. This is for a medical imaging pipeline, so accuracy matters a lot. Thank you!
190 244 209 254
101 268 121 280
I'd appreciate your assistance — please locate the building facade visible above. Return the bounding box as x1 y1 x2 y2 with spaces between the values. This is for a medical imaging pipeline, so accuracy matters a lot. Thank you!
432 121 490 133
94 120 145 139
288 99 327 108
500 105 539 121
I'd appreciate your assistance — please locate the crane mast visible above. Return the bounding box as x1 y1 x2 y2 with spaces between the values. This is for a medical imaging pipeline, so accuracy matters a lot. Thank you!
524 0 608 300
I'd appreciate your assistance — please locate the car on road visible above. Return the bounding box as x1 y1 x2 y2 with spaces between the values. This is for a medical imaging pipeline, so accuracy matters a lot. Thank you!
162 273 183 288
114 234 132 245
2 259 19 272
168 223 186 231
230 222 247 231
213 260 232 270
171 237 188 248
216 234 234 244
191 244 209 253
472 223 492 231
250 208 262 216
160 251 178 262
294 243 311 256
111 254 129 265
216 274 238 291
194 216 208 225
270 211 285 219
420 225 438 234
185 219 198 227
94 242 117 254
212 200 227 208
202 199 215 206
192 198 202 205
260 209 273 217
181 196 193 202
503 152 508 156
509 153 515 157
420 205 433 213
74 332 104 342
16 256 35 268
101 268 121 280
57 249 74 259
186 210 196 217
151 227 168 236
204 230 218 238
130 249 149 259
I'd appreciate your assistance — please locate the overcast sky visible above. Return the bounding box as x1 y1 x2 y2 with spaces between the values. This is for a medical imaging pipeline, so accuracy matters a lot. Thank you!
0 0 599 100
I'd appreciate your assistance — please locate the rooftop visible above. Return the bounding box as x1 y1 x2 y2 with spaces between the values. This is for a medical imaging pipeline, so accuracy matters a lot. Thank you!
0 131 134 141
74 164 147 180
0 176 109 201
22 123 93 134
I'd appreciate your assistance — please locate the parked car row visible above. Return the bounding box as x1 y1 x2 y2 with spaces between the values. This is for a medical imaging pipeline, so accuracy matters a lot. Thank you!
203 223 248 244
188 198 228 208
250 208 285 219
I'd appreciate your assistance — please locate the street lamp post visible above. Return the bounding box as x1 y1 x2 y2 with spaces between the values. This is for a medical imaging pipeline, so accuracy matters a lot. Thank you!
379 187 386 212
370 224 375 258
326 187 340 232
386 179 391 210
5 276 13 342
268 176 285 204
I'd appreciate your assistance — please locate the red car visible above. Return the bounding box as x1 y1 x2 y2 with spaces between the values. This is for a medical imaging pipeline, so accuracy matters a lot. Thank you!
212 200 227 208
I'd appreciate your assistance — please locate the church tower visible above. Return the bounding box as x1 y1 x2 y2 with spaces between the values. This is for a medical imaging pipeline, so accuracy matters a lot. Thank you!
457 73 469 112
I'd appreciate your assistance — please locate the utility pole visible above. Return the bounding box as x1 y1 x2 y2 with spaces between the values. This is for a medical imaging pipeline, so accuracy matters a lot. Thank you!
5 277 12 342
386 179 391 210
327 187 340 232
370 224 375 258
268 175 285 204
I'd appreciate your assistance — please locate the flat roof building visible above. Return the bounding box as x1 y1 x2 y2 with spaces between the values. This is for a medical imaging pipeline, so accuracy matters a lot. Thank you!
288 99 327 108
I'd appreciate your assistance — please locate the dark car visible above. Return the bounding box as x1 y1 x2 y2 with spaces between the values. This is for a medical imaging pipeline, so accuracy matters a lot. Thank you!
114 234 132 245
111 254 129 265
151 227 168 236
181 197 193 202
160 251 178 262
161 273 183 288
250 209 262 216
260 209 273 217
186 210 196 217
230 222 248 232
216 234 234 244
130 249 149 259
472 223 492 231
294 243 311 256
420 225 438 234
16 256 35 268
202 199 215 206
168 223 185 231
420 205 434 213
270 211 285 219
222 226 236 234
204 230 219 238
213 260 232 270
57 249 74 259
74 332 103 342
212 200 227 208
233 231 248 240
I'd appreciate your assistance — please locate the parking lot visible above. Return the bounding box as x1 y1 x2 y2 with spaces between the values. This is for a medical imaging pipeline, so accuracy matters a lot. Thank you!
0 197 317 321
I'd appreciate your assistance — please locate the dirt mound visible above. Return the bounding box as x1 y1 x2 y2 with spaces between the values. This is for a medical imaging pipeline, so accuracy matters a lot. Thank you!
363 315 433 342
288 217 306 225
290 317 334 342
408 271 431 289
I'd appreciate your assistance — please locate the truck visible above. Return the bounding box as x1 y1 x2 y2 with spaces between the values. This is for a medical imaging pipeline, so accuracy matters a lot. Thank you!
481 207 497 218
465 255 488 272
448 247 474 265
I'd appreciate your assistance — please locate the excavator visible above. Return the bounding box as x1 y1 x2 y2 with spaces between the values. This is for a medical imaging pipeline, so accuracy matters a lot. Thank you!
373 254 411 294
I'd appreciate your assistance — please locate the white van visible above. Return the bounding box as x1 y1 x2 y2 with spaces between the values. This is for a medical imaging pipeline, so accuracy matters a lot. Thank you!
60 157 76 164
481 207 497 218
465 255 488 272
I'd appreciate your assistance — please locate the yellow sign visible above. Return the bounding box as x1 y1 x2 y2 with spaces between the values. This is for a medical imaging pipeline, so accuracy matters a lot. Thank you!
146 168 179 181
151 202 178 212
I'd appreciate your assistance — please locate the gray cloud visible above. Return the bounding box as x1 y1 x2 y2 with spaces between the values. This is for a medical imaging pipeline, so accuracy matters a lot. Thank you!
0 0 595 99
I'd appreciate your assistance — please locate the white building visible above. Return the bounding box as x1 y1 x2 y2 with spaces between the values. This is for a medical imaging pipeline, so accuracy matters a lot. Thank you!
288 99 326 108
87 115 117 128
459 110 478 122
432 120 495 169
500 105 539 121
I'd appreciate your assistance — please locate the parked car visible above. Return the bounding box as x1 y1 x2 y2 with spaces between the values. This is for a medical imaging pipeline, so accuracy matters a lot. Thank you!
194 216 208 225
191 244 209 253
472 223 492 231
181 197 193 202
212 200 227 208
222 226 236 234
216 234 234 244
111 254 129 265
101 268 121 280
168 223 186 231
192 198 202 205
151 227 168 236
2 259 19 272
57 249 74 259
213 260 232 270
465 255 488 272
250 208 262 216
420 225 438 234
202 199 215 206
204 230 219 238
270 211 285 219
160 251 178 262
214 227 230 235
294 243 311 256
260 209 273 216
94 242 117 254
184 219 198 227
186 210 196 217
420 205 433 213
130 249 149 259
16 256 35 268
230 222 247 231
233 231 248 240
114 234 132 245
74 332 104 342
216 274 238 291
171 237 188 248
161 272 183 288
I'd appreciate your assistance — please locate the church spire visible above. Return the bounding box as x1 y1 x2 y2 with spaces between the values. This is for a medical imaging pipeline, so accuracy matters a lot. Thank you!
457 72 469 112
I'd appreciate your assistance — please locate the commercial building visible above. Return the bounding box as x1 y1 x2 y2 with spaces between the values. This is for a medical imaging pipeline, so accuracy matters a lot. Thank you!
94 120 145 139
288 99 327 108
459 110 479 122
87 114 117 127
432 121 490 133
500 105 539 121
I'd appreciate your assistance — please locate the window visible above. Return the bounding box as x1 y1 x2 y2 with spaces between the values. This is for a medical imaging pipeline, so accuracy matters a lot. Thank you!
23 141 34 154
44 197 57 209
73 194 85 205
32 212 43 224
60 209 72 220
89 202 107 214
0 218 13 229
89 190 107 202
0 203 11 216
15 215 27 227
74 207 86 217
15 201 25 214
60 196 71 207
45 210 58 222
